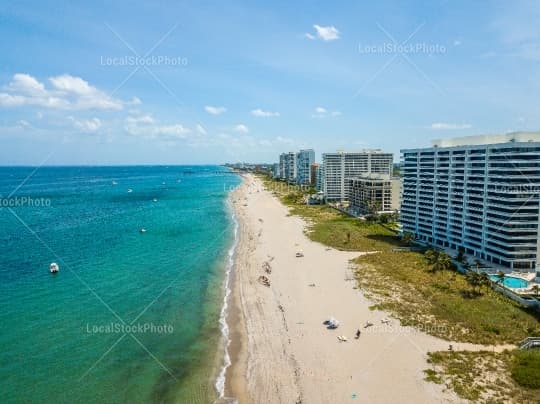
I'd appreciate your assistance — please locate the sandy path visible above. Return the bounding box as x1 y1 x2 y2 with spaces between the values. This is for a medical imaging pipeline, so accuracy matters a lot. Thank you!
225 174 513 404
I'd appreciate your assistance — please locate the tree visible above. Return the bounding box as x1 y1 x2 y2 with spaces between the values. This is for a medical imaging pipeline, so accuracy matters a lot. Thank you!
402 232 415 246
531 285 540 296
495 270 506 287
478 272 492 293
466 271 482 294
425 250 453 273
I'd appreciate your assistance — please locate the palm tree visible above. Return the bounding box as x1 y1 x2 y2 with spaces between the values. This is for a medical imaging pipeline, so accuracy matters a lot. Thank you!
402 232 415 246
531 284 539 297
478 272 492 294
432 251 453 272
466 271 482 295
495 270 506 287
425 250 453 272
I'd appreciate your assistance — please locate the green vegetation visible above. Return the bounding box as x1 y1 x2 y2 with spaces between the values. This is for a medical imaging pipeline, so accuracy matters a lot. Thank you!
511 349 540 389
354 251 540 344
425 350 540 403
258 173 540 344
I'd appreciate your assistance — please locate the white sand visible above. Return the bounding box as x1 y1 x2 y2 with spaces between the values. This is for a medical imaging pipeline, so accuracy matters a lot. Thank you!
226 174 510 404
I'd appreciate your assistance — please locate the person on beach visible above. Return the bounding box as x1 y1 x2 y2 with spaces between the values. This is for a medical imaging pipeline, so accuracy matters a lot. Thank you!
355 329 361 339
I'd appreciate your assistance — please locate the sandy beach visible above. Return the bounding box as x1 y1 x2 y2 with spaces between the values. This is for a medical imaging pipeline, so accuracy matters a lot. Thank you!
224 174 506 404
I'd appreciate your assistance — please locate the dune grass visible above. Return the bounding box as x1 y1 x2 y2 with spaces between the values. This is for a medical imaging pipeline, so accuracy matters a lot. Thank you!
354 251 540 344
425 350 540 403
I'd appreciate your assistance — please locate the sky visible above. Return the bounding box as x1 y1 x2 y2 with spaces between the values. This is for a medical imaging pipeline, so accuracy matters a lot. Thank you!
0 0 539 165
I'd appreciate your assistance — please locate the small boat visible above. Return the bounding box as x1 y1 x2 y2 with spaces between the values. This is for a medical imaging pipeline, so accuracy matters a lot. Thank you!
139 228 146 233
49 262 59 274
153 198 158 202
112 181 118 185
127 189 133 193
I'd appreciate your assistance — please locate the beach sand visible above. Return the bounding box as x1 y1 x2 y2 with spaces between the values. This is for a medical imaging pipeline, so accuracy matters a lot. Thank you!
224 174 500 404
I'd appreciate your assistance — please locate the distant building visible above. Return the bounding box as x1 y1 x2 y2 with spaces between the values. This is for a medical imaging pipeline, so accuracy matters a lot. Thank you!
322 150 394 202
401 132 540 271
272 163 280 178
348 175 401 215
316 164 324 192
296 149 315 185
310 163 320 187
280 152 297 183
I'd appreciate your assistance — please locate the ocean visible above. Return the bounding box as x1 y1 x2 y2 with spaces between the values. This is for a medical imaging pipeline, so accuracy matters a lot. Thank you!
0 166 240 403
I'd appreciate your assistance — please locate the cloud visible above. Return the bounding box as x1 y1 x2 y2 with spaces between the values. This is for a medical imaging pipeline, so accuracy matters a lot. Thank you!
124 114 191 139
205 105 227 115
70 117 102 132
306 25 340 42
0 73 128 110
251 108 280 117
126 114 155 124
196 123 207 135
234 124 249 134
429 122 472 130
312 106 341 118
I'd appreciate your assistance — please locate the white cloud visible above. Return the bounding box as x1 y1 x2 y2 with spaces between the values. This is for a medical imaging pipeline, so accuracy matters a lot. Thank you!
312 106 341 118
304 33 316 40
153 124 191 138
0 73 128 110
8 73 46 95
126 114 154 124
234 124 249 134
275 136 294 144
306 25 340 42
429 122 472 130
17 119 30 127
205 105 227 115
196 123 207 135
70 117 102 132
251 108 280 117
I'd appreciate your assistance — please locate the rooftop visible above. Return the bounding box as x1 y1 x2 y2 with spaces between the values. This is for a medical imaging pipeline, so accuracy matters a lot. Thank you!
431 131 540 148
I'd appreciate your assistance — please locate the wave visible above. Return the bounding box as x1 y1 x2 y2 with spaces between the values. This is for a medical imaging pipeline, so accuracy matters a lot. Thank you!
214 197 239 402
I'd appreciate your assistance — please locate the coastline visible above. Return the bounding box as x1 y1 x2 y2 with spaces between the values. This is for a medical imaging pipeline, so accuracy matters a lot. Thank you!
224 174 471 403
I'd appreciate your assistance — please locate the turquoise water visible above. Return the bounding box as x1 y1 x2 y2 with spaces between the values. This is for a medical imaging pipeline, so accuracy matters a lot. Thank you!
489 275 529 289
0 166 240 403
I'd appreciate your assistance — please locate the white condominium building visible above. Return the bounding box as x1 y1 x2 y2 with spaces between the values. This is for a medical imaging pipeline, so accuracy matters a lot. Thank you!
278 152 297 183
401 132 540 271
322 150 394 201
296 149 315 185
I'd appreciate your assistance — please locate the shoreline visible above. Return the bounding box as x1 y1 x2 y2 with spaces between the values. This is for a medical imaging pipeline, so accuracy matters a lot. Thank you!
225 174 470 403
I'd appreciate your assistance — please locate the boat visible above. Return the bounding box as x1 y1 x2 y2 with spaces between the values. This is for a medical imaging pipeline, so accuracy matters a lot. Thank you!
139 228 146 233
112 181 118 185
153 198 158 202
49 262 59 274
127 189 133 193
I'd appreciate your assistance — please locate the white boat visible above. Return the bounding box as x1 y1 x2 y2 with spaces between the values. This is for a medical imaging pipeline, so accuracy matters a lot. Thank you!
127 189 133 193
49 262 59 274
139 228 146 233
112 181 118 185
153 198 158 202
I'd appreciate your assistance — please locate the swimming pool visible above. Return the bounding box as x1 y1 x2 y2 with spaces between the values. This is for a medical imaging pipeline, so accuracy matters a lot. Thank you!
489 275 529 289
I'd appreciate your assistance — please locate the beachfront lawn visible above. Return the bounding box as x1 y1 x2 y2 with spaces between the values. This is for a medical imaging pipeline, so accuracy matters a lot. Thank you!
424 349 540 403
354 251 540 344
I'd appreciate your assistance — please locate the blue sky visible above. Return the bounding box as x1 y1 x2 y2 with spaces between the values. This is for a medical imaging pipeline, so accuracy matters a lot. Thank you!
0 0 539 165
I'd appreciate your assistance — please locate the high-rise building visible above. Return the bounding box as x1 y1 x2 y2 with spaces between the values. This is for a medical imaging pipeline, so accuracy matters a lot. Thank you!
322 150 394 201
296 149 315 185
310 163 320 187
348 175 401 214
281 152 297 183
401 132 540 271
